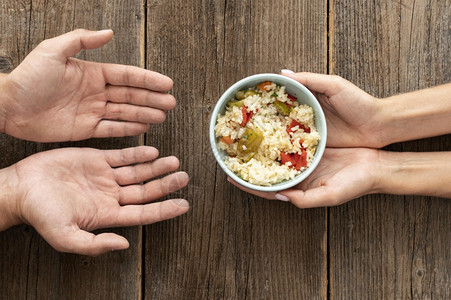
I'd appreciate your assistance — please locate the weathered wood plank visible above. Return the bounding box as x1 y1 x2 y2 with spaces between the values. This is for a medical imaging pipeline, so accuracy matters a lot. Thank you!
145 0 327 299
0 0 144 299
330 0 451 299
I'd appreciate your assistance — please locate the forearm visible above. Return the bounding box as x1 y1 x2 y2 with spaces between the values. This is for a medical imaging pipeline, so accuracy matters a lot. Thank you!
375 151 451 198
0 165 20 231
378 83 451 146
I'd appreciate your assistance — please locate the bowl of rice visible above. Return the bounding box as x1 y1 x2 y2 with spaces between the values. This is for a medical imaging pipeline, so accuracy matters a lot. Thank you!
209 73 327 192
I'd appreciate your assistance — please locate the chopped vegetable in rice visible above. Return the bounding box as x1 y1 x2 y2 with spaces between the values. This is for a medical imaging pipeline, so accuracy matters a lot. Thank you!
214 81 320 186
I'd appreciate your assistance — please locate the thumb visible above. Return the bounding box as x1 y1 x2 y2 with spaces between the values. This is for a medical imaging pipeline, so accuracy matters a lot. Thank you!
48 229 129 256
40 29 114 60
280 186 340 208
281 71 343 98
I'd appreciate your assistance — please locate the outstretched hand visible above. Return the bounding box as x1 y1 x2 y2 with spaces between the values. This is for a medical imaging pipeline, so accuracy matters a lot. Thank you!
8 146 189 256
228 148 381 208
0 29 175 142
228 72 451 207
282 72 384 148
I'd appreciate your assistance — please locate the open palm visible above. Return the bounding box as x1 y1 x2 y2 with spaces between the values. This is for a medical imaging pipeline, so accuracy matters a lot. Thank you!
12 146 189 255
1 29 175 142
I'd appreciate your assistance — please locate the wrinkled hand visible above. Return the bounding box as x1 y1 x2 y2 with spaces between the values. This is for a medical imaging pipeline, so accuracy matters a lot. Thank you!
282 72 384 148
11 146 189 255
0 29 175 142
228 148 381 208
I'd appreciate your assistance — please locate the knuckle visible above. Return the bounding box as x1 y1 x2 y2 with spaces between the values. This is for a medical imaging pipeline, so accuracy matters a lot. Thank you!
72 28 84 34
126 87 134 103
107 103 122 117
71 28 87 36
37 39 52 50
330 74 342 80
132 147 140 162
159 178 170 194
330 74 343 84
119 149 127 164
123 65 132 85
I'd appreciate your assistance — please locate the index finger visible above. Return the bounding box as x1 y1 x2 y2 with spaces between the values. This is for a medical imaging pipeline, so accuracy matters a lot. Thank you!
281 72 347 98
279 186 342 208
101 64 173 92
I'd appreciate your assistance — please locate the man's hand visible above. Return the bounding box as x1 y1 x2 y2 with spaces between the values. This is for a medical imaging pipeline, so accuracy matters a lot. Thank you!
5 146 189 256
0 29 175 142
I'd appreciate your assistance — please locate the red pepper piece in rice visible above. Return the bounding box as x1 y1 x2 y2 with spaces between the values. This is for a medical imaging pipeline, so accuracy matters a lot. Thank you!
240 106 255 127
286 119 311 134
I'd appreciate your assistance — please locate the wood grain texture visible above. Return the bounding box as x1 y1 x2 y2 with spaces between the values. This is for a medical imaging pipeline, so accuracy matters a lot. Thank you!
145 0 327 299
330 0 451 299
0 0 144 299
2 0 449 299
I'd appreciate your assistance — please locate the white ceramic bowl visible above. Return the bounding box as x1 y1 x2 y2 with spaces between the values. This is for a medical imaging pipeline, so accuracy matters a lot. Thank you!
209 73 327 192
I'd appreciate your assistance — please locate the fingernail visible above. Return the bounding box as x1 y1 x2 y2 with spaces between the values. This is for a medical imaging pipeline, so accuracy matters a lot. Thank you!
97 29 113 33
226 177 232 183
275 193 290 202
281 69 295 74
171 199 189 208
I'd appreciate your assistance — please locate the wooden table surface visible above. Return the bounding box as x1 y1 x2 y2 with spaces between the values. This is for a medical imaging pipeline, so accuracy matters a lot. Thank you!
1 1 450 299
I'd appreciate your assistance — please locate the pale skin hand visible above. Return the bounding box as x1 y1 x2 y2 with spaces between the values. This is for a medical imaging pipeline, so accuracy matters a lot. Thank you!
281 72 451 148
227 72 384 205
0 29 176 142
281 72 385 148
228 148 381 208
229 72 451 207
229 148 451 207
0 146 189 256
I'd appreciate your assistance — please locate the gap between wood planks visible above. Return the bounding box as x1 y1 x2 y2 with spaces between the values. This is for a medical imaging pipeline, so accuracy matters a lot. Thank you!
139 1 148 299
326 0 332 298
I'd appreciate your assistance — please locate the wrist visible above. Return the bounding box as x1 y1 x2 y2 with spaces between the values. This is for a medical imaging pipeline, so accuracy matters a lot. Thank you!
0 165 21 231
376 94 415 146
362 98 390 148
373 98 400 147
354 148 387 195
374 151 451 198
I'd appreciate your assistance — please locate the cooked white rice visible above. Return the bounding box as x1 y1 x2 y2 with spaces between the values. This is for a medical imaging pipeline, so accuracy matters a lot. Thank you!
215 82 320 186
